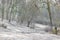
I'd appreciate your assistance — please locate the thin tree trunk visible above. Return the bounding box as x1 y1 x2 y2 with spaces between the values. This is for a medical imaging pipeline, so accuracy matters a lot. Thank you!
27 21 30 27
27 14 33 27
47 0 53 31
6 0 10 20
55 27 57 34
9 0 17 22
1 0 5 21
1 7 4 21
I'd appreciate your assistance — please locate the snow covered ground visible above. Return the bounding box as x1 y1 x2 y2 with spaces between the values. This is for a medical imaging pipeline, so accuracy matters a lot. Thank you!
0 19 60 40
0 32 60 40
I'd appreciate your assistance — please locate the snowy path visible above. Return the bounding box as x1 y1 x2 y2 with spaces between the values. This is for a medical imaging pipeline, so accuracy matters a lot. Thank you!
0 19 60 40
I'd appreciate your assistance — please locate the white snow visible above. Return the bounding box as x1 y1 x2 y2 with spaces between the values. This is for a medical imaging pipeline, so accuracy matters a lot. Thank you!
34 23 49 29
0 32 60 40
32 23 51 32
0 19 60 40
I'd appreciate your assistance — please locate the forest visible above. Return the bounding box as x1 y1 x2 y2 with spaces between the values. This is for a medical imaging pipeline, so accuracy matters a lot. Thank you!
0 0 60 40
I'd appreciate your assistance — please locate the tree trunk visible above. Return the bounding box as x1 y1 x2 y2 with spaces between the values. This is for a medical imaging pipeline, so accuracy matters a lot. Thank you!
27 21 31 27
47 0 53 31
55 27 57 34
1 0 5 21
1 8 4 21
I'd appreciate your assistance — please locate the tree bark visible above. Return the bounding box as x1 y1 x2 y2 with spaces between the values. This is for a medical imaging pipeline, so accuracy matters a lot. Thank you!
1 0 5 21
47 0 53 31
